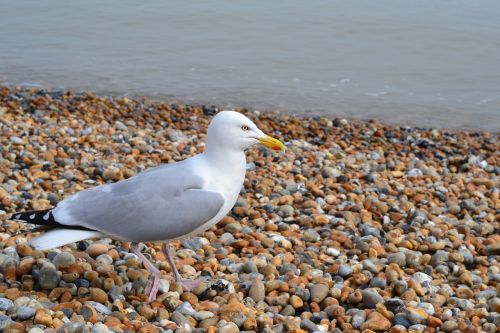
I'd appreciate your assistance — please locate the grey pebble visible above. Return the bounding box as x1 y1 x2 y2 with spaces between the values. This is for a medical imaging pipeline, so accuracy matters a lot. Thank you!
303 229 321 242
219 233 235 245
16 306 36 320
181 238 204 251
409 324 427 332
393 313 411 328
279 205 294 217
52 252 76 267
0 315 13 330
352 309 366 329
85 301 112 315
430 250 449 267
95 254 113 265
300 319 319 332
248 279 265 302
387 252 406 267
416 302 435 315
39 265 60 290
322 166 341 178
310 284 329 303
280 305 295 316
338 264 353 277
294 287 310 302
362 288 384 308
225 221 242 233
171 311 193 331
9 136 23 144
369 277 387 289
385 298 406 313
28 328 45 333
92 322 111 333
243 261 258 273
177 302 197 317
0 298 14 311
60 322 85 333
362 259 379 273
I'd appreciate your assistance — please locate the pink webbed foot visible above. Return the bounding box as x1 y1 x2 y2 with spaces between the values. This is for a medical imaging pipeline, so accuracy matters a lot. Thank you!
176 276 207 292
162 242 209 292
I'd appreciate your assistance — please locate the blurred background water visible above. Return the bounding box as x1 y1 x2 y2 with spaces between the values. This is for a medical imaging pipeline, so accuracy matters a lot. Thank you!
1 0 499 130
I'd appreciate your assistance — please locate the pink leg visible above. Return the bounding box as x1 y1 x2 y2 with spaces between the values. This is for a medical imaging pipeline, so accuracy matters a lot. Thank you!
131 243 161 302
162 242 206 291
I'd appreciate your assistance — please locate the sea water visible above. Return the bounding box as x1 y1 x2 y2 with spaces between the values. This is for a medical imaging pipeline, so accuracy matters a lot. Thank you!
1 0 499 130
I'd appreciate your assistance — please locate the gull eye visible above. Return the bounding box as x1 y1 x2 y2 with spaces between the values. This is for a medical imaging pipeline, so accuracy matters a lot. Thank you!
241 125 250 131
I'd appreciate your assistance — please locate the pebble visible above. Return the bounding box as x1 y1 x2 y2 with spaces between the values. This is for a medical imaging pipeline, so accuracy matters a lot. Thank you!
38 264 60 289
86 243 109 257
310 284 329 303
326 247 340 257
248 279 265 302
28 328 44 333
16 306 36 320
302 229 320 242
0 298 14 311
85 301 112 315
351 309 366 329
361 311 391 331
52 251 76 267
322 166 341 178
177 302 197 317
338 264 353 277
406 306 429 324
90 288 108 304
387 252 406 267
92 322 111 333
362 288 384 308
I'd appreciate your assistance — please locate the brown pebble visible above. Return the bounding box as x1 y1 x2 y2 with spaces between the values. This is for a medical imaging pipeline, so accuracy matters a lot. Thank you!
138 304 155 321
90 287 108 304
361 311 391 331
290 295 304 309
34 309 53 326
86 243 109 257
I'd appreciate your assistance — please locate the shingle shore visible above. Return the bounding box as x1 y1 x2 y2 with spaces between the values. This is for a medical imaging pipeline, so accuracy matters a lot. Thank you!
0 86 498 333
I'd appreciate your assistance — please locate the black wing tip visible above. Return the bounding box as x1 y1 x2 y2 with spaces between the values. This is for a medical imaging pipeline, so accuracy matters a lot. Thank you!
10 209 95 232
12 209 53 222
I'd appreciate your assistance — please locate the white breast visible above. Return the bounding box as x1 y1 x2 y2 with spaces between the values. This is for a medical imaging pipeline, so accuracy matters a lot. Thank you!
180 155 246 238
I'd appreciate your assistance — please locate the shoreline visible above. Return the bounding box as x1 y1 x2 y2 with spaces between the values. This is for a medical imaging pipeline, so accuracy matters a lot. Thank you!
2 84 498 134
0 85 499 333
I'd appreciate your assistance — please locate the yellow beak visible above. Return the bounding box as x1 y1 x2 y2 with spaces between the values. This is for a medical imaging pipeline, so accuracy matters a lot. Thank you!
258 135 286 152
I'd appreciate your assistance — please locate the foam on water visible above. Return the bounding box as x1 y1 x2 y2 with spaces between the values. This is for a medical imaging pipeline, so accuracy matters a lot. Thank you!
1 0 499 130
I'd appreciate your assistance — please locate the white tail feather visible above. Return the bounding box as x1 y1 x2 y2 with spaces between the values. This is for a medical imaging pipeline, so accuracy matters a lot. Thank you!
29 229 104 250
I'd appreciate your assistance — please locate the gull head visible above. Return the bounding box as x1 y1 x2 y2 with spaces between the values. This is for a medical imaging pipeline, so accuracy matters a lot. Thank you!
206 111 285 152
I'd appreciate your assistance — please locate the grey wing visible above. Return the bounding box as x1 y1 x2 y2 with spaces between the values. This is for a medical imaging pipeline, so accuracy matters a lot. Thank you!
52 166 225 242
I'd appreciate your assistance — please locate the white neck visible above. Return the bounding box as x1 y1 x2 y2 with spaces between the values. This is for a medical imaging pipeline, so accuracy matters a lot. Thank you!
203 139 247 173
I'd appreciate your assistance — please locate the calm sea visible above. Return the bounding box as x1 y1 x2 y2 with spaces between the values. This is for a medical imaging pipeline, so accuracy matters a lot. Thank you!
1 0 499 130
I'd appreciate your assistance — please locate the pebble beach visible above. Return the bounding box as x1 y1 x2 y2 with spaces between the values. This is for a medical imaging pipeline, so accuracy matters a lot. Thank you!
0 85 499 333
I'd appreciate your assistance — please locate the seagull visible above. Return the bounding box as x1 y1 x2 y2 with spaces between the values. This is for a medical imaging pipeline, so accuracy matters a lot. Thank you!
10 111 285 301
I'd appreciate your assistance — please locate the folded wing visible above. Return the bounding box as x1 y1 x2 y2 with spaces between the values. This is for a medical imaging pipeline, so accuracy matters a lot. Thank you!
52 164 225 242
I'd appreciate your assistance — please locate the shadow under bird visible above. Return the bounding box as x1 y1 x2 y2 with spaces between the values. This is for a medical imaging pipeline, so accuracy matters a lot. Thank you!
10 110 285 301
